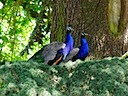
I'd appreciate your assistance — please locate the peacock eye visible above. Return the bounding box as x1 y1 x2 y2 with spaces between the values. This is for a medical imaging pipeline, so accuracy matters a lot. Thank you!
68 27 72 30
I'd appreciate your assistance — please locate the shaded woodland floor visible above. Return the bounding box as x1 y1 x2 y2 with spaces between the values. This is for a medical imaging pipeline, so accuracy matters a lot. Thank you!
0 57 128 96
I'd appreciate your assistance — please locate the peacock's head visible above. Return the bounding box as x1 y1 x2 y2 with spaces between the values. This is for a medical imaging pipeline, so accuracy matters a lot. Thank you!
81 32 88 36
66 25 73 32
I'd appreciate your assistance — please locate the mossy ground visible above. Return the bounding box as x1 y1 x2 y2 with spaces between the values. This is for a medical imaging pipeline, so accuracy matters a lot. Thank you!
0 57 128 96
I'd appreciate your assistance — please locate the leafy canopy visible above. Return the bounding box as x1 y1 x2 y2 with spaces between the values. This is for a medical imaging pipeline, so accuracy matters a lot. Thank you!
0 0 50 62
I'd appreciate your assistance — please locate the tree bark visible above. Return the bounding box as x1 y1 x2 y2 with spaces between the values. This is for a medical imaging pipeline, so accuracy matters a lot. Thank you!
51 0 128 59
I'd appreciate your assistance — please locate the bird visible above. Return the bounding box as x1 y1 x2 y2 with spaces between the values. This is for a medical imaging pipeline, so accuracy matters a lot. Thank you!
28 25 74 65
64 32 89 62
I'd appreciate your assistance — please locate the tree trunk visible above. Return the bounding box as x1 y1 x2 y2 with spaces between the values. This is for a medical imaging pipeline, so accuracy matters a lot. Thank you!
51 0 128 59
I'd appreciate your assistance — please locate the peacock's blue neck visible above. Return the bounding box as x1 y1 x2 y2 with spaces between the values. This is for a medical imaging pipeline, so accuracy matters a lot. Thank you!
63 32 74 59
77 37 89 60
81 37 88 46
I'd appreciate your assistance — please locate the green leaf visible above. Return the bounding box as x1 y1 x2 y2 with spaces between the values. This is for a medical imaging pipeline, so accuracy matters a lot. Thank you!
2 36 9 42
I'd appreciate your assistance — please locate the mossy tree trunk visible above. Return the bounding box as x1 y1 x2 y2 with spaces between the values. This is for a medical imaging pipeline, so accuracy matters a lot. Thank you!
51 0 128 59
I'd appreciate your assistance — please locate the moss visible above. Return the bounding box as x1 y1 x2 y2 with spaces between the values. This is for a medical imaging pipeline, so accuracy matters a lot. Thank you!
0 57 128 95
57 0 65 42
108 0 121 36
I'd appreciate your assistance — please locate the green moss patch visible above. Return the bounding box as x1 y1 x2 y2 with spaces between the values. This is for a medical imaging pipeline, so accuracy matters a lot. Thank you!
0 57 128 96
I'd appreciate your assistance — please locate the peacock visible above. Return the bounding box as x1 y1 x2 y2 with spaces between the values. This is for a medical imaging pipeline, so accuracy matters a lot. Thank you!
64 32 89 62
28 25 74 65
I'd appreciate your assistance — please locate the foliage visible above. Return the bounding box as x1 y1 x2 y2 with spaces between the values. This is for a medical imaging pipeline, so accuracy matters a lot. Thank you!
0 0 50 62
0 57 128 96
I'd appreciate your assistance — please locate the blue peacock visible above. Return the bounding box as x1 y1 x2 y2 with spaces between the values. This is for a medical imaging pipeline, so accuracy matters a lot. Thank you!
28 25 74 65
64 32 89 62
